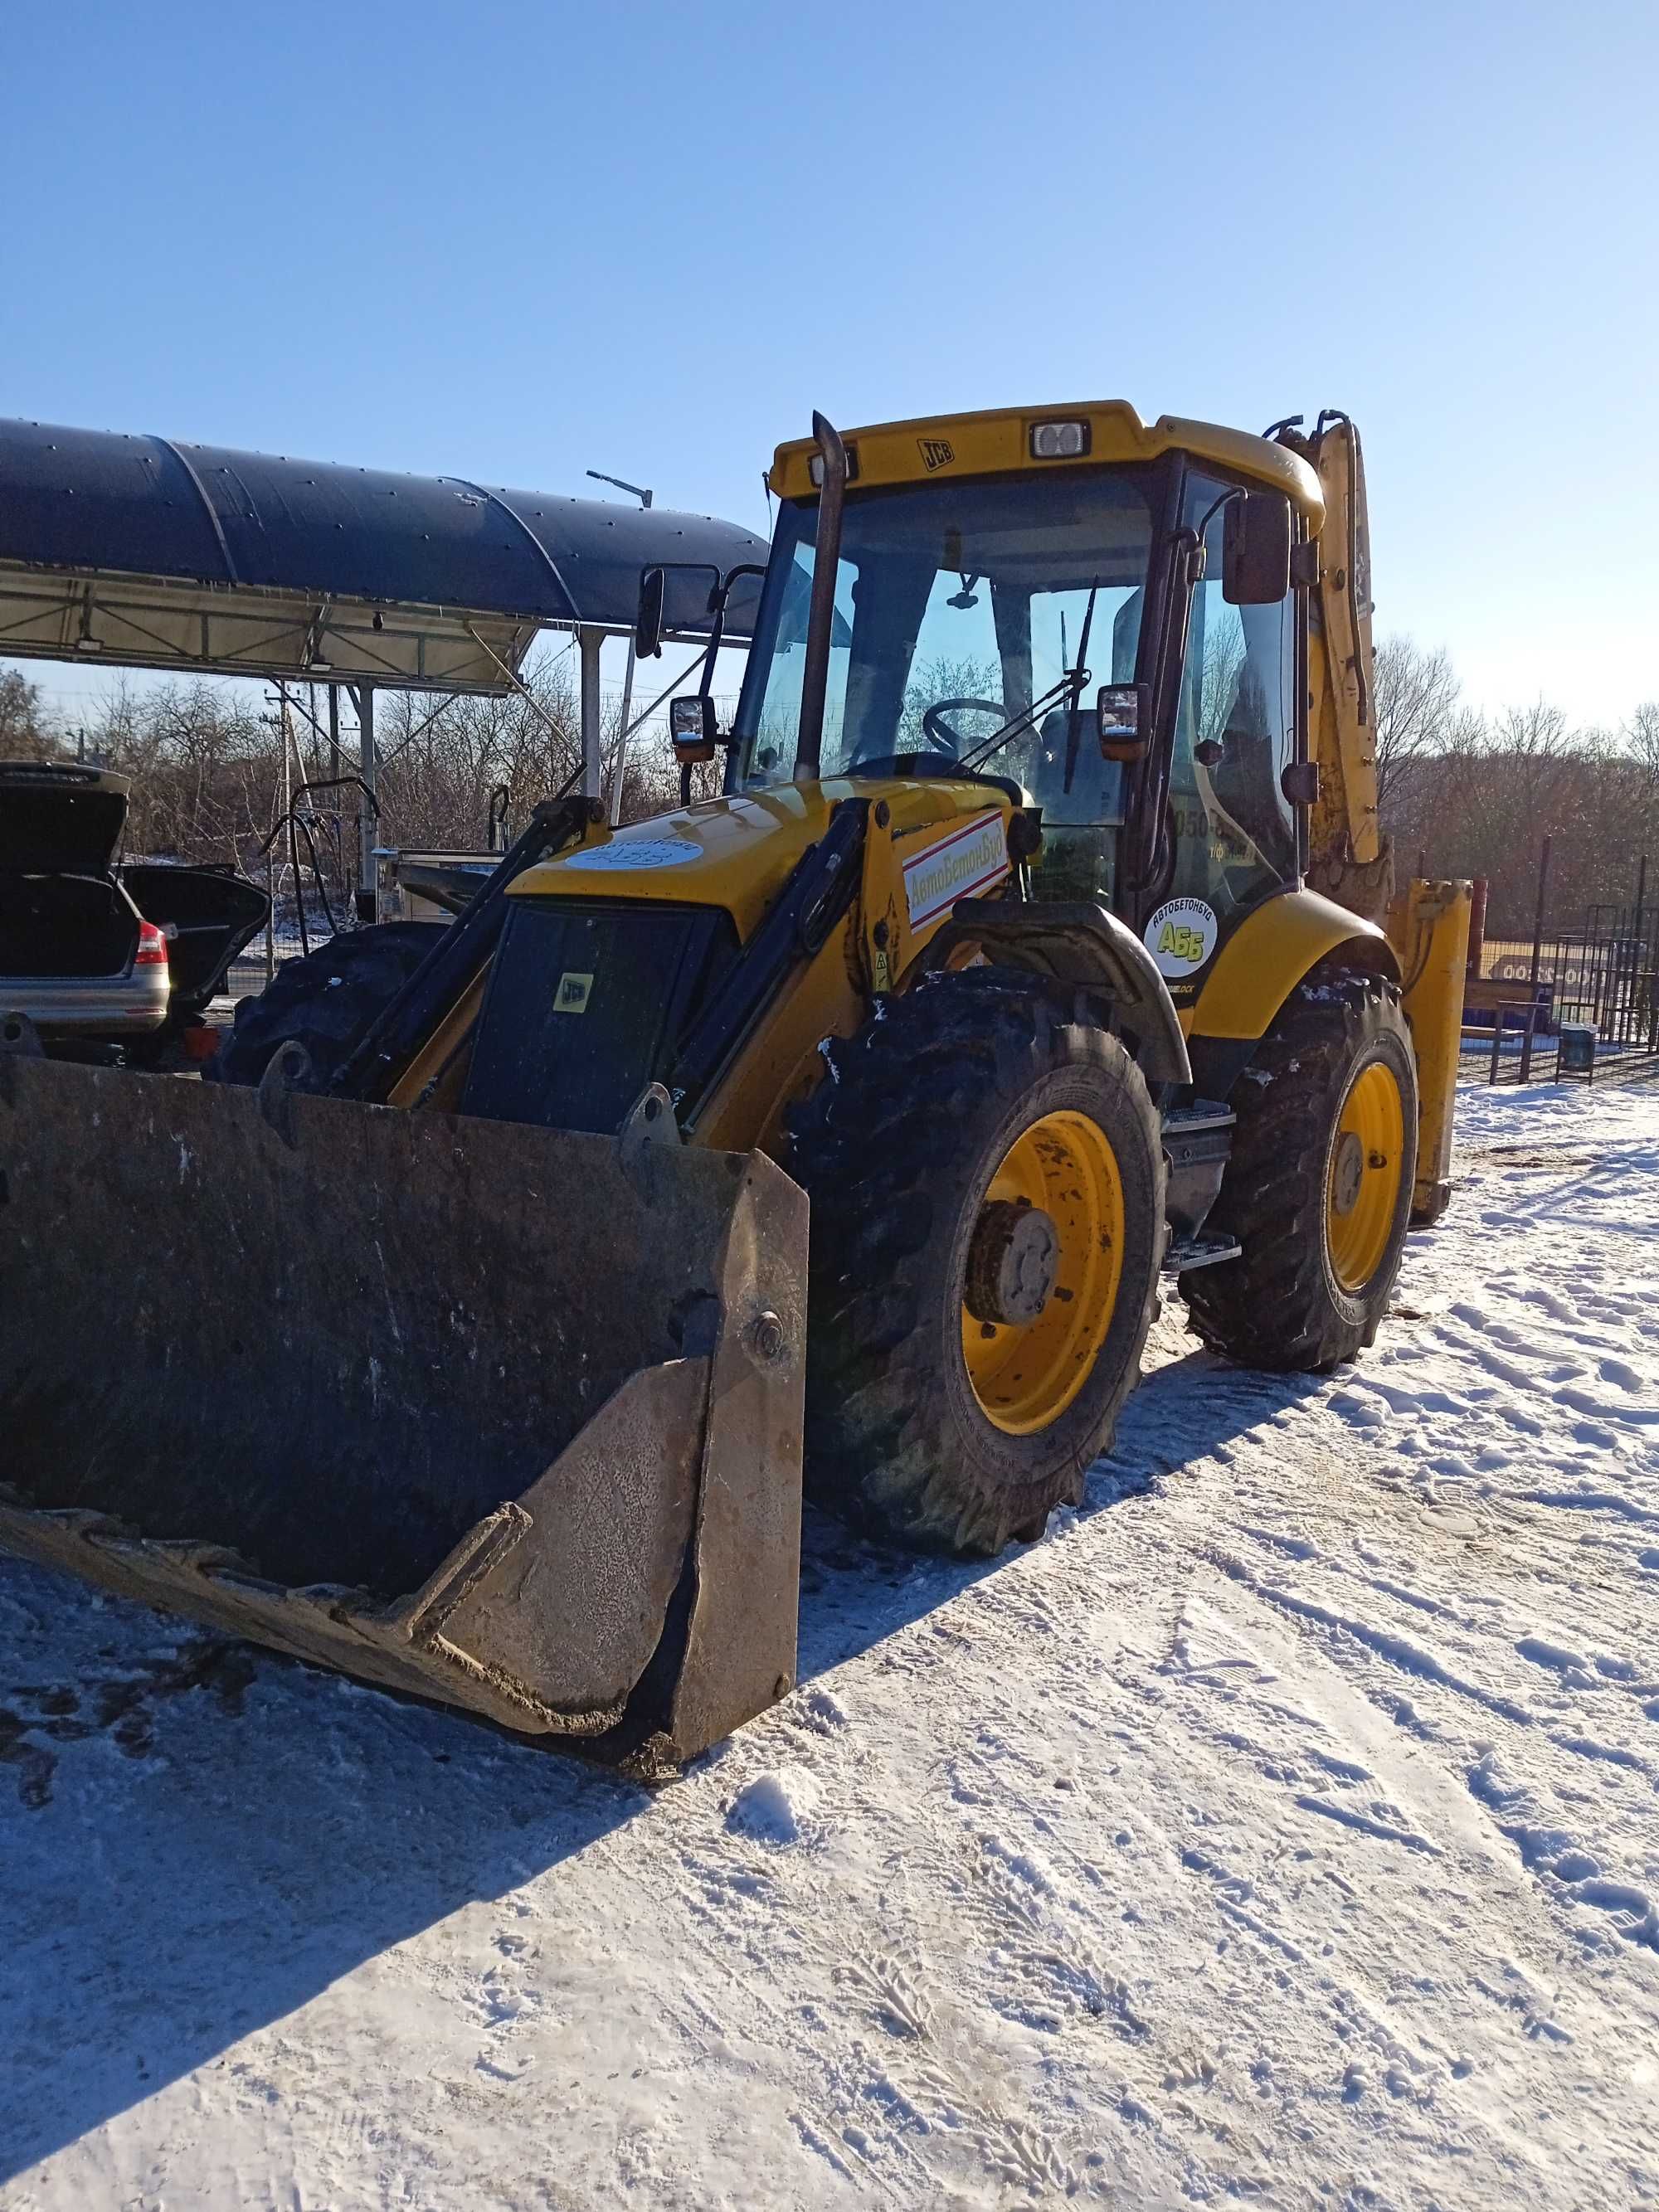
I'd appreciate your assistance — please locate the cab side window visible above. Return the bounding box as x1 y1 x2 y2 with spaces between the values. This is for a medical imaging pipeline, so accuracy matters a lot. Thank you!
1168 474 1297 918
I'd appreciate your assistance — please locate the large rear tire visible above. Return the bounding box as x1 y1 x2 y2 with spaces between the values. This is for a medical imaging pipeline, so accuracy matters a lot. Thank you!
788 968 1165 1555
205 922 447 1089
1180 965 1417 1371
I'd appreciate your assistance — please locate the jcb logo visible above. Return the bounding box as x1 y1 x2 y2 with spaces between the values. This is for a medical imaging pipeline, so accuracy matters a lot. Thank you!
917 438 955 472
554 970 595 1014
1158 923 1207 965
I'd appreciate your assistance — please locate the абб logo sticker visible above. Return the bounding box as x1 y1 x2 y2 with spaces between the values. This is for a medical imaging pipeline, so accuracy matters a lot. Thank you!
1144 896 1219 978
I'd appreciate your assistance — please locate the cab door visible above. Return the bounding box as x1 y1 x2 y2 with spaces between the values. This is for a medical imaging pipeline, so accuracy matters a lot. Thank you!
1138 468 1302 1014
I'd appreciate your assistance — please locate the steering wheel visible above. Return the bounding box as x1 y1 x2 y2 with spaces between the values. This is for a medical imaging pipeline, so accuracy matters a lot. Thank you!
920 698 1007 756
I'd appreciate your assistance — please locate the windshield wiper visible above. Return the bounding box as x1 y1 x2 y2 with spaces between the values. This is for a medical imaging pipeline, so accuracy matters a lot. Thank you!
1061 576 1100 796
951 576 1102 785
954 673 1076 774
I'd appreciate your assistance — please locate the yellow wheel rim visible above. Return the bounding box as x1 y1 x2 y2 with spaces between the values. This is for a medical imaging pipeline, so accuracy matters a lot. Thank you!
961 1110 1125 1436
1325 1061 1405 1294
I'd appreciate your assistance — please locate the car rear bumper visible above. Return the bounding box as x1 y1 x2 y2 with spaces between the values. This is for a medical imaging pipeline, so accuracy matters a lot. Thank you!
0 971 170 1035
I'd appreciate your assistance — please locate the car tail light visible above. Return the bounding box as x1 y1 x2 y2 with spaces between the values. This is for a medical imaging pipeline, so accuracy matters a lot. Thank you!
134 921 169 969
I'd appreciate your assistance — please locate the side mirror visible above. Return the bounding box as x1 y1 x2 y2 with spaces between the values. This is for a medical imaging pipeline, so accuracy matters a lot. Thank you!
635 566 667 659
669 694 719 763
1097 680 1151 762
1222 492 1292 605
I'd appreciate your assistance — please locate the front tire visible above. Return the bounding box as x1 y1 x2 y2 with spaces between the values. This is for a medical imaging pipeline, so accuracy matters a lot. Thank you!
206 921 446 1088
1180 964 1417 1371
789 968 1166 1555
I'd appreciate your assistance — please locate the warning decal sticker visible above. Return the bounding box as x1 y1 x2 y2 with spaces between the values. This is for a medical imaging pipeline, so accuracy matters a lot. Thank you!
560 836 702 872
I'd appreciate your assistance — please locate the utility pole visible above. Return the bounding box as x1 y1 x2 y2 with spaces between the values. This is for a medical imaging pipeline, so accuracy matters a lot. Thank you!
586 468 652 825
354 683 377 922
1527 834 1553 1000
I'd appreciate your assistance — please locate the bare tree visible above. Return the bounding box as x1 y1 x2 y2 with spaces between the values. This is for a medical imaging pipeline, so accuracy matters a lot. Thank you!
0 667 59 761
1371 639 1475 811
1626 701 1659 783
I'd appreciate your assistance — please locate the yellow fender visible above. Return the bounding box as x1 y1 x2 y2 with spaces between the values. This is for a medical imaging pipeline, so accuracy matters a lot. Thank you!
1187 887 1396 1043
1190 881 1470 1230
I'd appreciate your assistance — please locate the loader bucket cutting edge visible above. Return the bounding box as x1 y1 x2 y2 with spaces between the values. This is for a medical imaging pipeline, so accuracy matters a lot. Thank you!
0 1054 806 1767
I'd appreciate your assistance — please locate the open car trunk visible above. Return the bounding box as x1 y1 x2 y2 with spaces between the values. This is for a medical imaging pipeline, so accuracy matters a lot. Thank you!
0 872 138 979
122 863 270 1011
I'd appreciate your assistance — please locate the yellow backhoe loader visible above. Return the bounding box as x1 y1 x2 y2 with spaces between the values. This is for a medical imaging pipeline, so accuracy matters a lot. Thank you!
0 401 1469 1771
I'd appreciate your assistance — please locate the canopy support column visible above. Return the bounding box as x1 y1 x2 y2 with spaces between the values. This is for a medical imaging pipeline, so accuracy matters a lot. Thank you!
579 627 604 805
354 682 378 922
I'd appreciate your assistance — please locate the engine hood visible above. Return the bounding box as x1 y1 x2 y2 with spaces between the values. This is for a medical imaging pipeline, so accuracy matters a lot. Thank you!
0 761 130 873
509 778 1013 941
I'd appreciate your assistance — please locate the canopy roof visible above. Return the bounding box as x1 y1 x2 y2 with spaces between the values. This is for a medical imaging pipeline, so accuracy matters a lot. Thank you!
0 418 766 692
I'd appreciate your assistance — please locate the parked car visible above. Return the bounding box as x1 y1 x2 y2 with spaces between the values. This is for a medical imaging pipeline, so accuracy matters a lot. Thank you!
0 759 268 1057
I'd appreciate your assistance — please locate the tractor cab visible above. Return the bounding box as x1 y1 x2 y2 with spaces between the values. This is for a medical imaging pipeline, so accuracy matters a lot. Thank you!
722 401 1319 1007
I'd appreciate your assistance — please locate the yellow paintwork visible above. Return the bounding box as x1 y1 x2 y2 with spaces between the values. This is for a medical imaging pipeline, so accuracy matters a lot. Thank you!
857 800 909 996
1280 415 1470 1223
506 776 1015 1159
1306 419 1385 884
961 1110 1126 1435
1387 878 1472 1223
1326 1062 1406 1292
385 799 608 1108
1188 888 1394 1043
768 400 1323 523
387 964 489 1110
696 815 1011 1159
509 777 1010 945
392 401 1467 1299
693 905 864 1157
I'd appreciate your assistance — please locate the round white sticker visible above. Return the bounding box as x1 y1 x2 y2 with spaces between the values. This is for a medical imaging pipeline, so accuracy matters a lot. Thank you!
559 836 702 872
1144 896 1219 977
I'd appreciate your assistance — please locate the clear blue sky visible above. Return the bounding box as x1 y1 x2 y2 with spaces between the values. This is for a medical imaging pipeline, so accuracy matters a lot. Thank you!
3 0 1655 728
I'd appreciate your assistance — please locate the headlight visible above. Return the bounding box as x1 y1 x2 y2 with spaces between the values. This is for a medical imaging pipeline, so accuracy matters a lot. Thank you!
808 445 859 486
1029 419 1091 461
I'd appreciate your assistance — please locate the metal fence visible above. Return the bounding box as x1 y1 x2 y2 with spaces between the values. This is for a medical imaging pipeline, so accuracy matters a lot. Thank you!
221 915 364 1005
1466 897 1658 1086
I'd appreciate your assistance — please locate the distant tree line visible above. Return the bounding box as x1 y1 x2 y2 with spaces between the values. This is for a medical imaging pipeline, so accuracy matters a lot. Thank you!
5 640 1656 945
0 648 717 920
1371 640 1658 936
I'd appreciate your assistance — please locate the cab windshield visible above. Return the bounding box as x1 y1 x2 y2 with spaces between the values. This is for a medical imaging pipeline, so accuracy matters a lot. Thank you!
732 464 1160 829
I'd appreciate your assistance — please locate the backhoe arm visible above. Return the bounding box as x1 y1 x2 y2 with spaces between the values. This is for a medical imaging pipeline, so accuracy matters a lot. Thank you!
1279 413 1392 921
1275 409 1471 1224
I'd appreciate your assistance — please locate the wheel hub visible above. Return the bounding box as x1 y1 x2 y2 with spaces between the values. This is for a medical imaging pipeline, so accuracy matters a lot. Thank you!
1331 1129 1365 1217
965 1199 1060 1327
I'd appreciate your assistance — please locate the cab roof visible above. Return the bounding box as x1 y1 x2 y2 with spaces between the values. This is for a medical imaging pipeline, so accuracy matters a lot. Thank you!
769 400 1323 525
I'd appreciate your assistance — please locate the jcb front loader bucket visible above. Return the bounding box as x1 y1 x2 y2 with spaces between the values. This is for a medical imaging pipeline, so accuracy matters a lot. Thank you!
0 1054 805 1768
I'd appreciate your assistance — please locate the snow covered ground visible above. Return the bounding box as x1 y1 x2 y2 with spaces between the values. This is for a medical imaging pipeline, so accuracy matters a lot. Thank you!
3 1075 1657 2210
